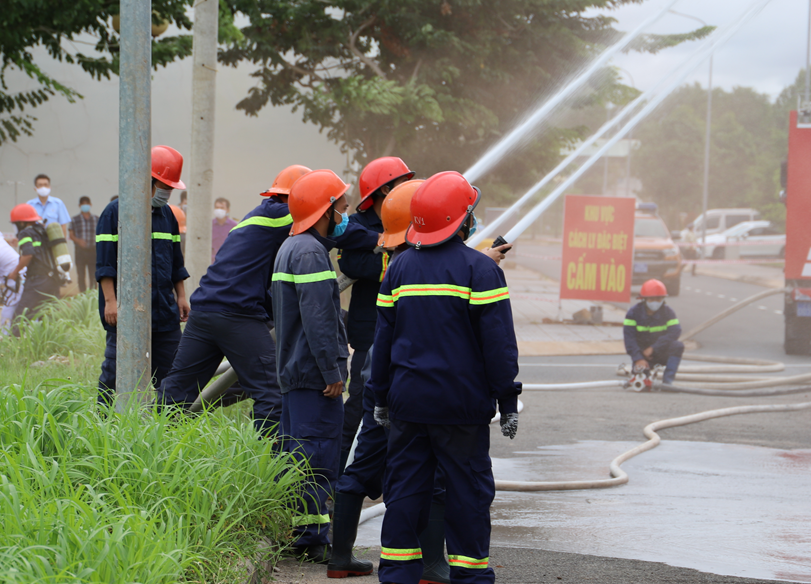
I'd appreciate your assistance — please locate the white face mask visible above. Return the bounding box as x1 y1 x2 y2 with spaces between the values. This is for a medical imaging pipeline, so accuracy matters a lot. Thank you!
646 299 664 312
36 187 51 197
152 187 172 208
213 208 228 220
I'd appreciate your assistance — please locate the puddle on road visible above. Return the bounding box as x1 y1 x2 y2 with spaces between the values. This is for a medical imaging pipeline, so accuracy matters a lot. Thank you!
356 441 811 582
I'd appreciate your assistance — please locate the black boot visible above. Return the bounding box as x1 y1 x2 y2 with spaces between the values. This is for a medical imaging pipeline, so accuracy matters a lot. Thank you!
290 543 332 565
418 502 450 584
326 492 374 578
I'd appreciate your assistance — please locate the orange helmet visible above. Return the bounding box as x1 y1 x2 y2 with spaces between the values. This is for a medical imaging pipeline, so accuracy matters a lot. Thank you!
357 157 415 211
406 171 480 248
288 169 351 235
170 204 187 234
262 164 312 197
639 279 667 298
379 179 424 248
10 204 41 223
151 145 186 190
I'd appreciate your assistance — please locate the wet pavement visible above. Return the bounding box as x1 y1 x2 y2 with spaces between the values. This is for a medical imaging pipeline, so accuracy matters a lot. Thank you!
355 440 811 583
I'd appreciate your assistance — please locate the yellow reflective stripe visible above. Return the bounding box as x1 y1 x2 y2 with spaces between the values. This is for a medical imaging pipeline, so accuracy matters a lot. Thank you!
272 270 337 284
392 284 472 302
96 234 118 242
381 547 422 561
470 286 510 305
231 214 293 232
379 252 389 283
623 319 637 326
291 513 330 527
18 237 39 247
666 318 679 326
151 232 180 242
377 293 394 307
449 555 489 569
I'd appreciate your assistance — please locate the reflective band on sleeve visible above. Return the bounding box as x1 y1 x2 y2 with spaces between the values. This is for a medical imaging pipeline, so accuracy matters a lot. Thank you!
623 319 637 326
470 286 510 305
376 293 394 307
272 270 337 284
151 232 181 242
231 214 293 232
291 513 331 527
666 318 679 326
379 252 389 283
634 319 679 333
96 234 119 243
17 237 32 246
448 555 489 569
381 547 423 561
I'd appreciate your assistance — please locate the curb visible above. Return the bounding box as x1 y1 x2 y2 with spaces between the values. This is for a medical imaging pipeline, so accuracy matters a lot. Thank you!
693 267 784 290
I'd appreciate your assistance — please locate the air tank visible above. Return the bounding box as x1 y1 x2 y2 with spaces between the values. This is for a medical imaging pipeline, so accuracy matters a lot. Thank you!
45 221 72 272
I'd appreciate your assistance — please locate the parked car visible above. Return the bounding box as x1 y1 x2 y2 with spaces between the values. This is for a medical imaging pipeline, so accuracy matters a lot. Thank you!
633 205 683 296
682 208 761 239
702 220 785 259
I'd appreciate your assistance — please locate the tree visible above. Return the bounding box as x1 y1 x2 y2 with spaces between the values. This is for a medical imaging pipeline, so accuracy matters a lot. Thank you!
220 0 709 202
0 0 200 145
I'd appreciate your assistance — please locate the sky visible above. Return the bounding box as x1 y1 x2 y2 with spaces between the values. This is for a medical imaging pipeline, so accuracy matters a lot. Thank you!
0 0 808 233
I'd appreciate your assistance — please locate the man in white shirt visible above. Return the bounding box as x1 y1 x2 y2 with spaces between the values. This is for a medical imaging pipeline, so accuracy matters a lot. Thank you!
0 236 24 332
26 174 71 237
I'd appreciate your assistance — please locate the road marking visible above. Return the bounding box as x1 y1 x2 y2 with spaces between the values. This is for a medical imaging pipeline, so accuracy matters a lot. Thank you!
775 310 783 315
758 305 767 310
730 298 738 302
694 288 702 293
718 294 725 298
706 291 714 296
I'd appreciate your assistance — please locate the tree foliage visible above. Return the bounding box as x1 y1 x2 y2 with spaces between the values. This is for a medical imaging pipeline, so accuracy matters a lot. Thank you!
220 0 709 200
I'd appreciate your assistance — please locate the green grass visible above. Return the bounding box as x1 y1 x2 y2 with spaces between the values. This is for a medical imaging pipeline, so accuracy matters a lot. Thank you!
0 293 311 583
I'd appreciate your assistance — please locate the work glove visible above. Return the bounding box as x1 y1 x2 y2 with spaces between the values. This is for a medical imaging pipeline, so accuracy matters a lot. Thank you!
500 412 519 440
374 406 391 429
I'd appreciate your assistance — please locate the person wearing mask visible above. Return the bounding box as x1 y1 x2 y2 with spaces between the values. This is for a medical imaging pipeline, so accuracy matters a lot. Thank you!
623 279 683 385
5 204 61 330
212 197 237 262
371 171 521 584
26 174 70 238
157 165 379 435
271 169 354 565
68 196 99 293
95 145 190 406
337 156 414 472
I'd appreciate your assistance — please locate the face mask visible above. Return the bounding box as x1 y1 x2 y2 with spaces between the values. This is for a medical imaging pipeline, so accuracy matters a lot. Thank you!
80 204 91 213
646 299 664 312
330 211 349 237
469 213 479 238
152 187 172 208
36 187 51 197
213 208 228 220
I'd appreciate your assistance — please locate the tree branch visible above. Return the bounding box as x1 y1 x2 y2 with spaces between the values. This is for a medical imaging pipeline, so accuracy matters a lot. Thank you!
348 15 387 79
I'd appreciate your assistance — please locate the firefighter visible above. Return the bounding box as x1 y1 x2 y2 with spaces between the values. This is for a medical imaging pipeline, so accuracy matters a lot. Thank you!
95 145 190 406
371 171 521 584
5 204 60 328
157 165 379 433
271 169 354 564
337 156 415 470
624 279 684 385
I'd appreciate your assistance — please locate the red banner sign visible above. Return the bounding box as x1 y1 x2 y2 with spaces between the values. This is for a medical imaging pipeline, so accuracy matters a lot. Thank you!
560 195 635 302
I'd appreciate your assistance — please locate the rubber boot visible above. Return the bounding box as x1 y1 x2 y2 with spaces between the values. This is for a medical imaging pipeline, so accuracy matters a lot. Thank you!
326 492 374 578
663 355 681 385
418 502 450 584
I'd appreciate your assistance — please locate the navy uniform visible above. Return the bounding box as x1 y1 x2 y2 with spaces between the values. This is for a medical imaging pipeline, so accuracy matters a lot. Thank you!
272 227 348 550
623 301 683 384
95 199 188 405
372 235 521 584
14 224 60 322
337 209 386 456
157 196 377 434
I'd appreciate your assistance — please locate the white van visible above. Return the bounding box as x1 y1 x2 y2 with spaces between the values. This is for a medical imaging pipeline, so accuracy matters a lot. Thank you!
682 208 761 239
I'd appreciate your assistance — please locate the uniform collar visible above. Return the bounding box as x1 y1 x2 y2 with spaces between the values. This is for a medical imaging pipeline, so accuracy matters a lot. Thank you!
306 227 336 251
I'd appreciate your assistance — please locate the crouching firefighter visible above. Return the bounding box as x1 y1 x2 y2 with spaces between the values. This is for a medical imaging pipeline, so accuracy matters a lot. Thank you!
372 171 522 584
271 169 353 564
6 204 67 333
624 278 684 386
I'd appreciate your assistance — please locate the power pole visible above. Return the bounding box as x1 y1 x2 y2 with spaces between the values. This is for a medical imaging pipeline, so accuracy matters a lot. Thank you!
117 0 152 410
186 0 218 290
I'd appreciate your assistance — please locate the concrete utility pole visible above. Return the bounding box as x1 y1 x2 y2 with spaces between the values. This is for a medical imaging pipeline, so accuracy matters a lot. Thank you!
117 0 152 409
186 0 218 290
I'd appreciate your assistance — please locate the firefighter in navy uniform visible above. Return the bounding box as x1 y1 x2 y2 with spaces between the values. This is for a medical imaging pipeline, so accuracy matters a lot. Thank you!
5 204 61 327
371 171 521 584
95 145 190 406
337 156 415 470
157 165 379 434
623 278 684 385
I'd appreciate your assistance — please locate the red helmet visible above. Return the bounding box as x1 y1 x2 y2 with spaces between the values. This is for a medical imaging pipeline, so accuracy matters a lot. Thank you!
639 279 668 298
262 165 312 197
357 157 415 211
10 204 41 223
288 169 351 236
151 145 186 190
406 171 480 248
